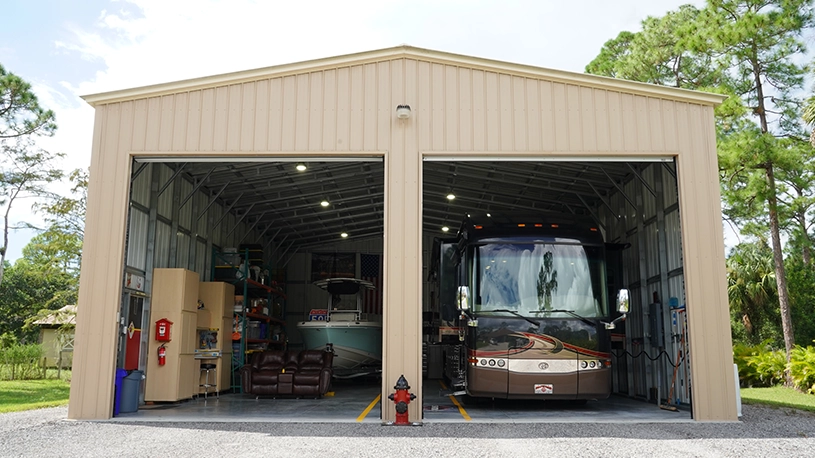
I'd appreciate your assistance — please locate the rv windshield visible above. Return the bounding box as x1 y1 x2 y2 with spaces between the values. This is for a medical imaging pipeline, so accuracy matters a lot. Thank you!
474 243 608 318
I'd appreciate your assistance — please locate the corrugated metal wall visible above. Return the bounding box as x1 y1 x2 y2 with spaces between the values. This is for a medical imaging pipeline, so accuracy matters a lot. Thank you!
126 163 266 278
71 51 734 421
600 162 690 405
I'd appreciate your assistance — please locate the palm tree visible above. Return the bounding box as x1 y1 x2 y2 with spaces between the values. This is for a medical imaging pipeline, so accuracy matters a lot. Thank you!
726 242 779 345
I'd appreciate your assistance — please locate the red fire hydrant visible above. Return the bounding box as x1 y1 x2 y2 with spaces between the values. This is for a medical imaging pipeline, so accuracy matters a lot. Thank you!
388 374 416 425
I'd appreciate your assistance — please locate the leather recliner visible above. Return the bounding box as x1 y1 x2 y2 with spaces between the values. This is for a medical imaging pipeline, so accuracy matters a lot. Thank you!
240 349 333 397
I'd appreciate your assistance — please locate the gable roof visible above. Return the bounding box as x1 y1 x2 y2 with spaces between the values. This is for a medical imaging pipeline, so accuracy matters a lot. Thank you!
33 305 77 327
82 45 727 107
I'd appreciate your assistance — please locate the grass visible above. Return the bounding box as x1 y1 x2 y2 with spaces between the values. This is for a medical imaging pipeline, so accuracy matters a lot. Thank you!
0 377 71 413
741 385 815 413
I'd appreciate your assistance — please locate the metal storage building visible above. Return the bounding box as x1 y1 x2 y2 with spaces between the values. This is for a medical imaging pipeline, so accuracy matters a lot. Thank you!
68 46 735 422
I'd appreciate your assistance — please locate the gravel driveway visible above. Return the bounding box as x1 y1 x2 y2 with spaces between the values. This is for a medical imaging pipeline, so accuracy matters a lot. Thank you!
1 404 814 457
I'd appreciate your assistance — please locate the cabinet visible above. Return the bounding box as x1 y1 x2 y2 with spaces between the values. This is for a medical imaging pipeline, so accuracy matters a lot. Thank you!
145 268 199 402
196 282 235 394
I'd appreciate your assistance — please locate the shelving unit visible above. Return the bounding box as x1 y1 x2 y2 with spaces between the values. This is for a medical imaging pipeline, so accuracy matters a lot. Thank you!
211 247 287 392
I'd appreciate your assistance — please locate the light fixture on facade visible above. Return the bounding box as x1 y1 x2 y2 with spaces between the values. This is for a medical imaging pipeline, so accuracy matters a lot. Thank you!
486 213 491 217
396 104 411 119
446 192 456 201
320 200 329 207
296 163 307 172
442 226 449 232
341 232 348 238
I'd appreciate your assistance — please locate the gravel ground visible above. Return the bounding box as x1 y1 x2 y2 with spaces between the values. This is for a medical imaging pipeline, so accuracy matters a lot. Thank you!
0 404 814 457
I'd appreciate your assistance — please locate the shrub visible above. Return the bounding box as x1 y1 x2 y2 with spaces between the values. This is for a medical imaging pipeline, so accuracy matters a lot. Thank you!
733 340 785 387
789 345 815 394
0 343 45 380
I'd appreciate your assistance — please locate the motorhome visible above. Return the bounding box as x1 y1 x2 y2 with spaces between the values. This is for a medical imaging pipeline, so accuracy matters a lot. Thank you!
431 216 628 400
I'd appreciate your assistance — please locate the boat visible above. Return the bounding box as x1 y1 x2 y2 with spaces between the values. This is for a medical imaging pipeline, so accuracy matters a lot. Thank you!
296 278 382 376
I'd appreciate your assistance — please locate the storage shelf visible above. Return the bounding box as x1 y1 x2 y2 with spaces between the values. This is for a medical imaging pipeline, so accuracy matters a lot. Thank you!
244 278 287 299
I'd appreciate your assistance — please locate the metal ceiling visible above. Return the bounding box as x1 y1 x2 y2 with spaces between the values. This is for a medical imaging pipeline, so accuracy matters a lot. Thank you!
154 159 675 253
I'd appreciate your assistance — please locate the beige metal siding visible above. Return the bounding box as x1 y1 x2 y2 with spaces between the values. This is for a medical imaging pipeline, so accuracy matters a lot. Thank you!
72 54 734 421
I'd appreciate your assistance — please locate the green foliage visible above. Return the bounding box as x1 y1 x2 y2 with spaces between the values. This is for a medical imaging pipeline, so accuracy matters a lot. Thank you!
727 242 782 346
0 64 56 139
1 63 64 288
0 252 77 343
734 340 787 387
789 345 815 393
733 342 763 385
735 341 815 394
0 343 44 380
786 257 815 345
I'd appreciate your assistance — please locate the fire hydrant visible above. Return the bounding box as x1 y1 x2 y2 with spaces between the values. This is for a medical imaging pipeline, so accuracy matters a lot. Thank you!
388 374 416 425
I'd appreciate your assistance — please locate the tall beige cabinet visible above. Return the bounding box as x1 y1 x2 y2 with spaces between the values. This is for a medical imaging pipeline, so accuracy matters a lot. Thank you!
196 282 235 393
145 268 199 402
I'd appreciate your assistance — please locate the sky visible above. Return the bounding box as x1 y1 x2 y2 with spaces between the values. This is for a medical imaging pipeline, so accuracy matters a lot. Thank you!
1 0 707 262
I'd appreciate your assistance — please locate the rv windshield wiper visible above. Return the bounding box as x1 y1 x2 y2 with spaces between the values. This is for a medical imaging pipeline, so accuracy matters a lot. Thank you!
531 309 594 327
485 309 540 328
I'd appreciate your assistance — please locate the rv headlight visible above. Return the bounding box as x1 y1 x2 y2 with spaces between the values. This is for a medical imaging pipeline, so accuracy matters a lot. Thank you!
589 361 596 368
497 359 505 368
581 361 588 369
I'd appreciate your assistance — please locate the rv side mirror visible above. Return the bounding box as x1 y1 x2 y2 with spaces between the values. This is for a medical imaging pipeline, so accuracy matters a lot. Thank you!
457 286 470 311
616 289 630 314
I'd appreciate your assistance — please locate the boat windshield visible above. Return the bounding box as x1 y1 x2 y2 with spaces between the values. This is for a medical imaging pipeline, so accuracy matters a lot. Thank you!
474 243 608 318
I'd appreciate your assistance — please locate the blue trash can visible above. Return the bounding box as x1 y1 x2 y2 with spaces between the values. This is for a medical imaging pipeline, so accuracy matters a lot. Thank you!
113 369 128 416
120 370 144 414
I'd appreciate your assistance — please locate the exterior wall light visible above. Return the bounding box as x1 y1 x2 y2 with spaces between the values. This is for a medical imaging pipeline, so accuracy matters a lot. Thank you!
446 193 456 200
320 200 330 207
296 163 307 172
396 104 411 119
442 226 449 232
341 232 348 238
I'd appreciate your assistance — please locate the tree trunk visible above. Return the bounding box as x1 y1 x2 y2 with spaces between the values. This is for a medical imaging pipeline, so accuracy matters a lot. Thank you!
766 164 795 383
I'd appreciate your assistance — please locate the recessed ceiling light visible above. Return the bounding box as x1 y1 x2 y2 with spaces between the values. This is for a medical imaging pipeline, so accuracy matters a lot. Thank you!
446 193 456 200
341 232 348 238
320 200 329 207
296 163 307 172
442 226 449 232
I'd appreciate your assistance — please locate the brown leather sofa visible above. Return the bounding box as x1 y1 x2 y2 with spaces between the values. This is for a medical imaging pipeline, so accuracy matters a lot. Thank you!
239 349 333 397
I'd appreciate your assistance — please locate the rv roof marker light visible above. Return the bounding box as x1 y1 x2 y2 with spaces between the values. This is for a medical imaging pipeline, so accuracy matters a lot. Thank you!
551 224 559 228
517 224 526 227
295 163 307 172
442 226 449 232
340 232 348 238
320 200 329 207
474 225 483 229
447 193 456 201
534 224 543 227
590 227 598 232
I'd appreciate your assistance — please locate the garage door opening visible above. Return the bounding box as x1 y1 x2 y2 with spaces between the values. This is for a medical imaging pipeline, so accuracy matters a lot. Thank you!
120 157 385 417
421 159 692 420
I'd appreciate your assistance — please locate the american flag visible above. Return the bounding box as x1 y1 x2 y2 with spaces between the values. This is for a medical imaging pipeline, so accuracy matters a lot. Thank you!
361 253 383 315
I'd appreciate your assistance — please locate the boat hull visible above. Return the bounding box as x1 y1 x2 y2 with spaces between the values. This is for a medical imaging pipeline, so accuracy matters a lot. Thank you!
297 320 382 371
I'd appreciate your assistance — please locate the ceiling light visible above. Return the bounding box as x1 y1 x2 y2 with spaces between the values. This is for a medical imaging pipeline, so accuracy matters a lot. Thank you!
320 200 329 207
296 163 307 172
341 232 348 238
442 226 449 232
446 193 456 200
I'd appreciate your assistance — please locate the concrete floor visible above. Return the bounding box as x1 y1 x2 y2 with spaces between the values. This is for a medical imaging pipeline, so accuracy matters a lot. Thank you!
111 378 692 423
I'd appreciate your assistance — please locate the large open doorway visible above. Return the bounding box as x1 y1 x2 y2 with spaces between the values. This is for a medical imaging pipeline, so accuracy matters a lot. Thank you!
121 157 386 418
421 159 690 421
